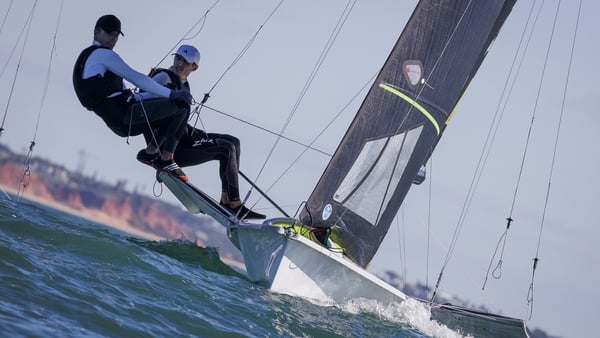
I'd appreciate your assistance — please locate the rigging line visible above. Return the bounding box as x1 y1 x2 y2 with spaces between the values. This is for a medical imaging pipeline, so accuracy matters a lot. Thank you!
129 94 164 160
439 0 541 279
479 0 542 290
251 71 376 208
426 159 433 293
1 187 13 201
30 0 63 144
505 0 560 243
393 213 406 290
203 105 330 156
252 0 357 187
16 144 33 202
276 0 358 138
0 0 38 134
529 0 580 320
238 170 289 217
0 0 15 34
479 2 543 228
427 0 483 272
0 1 32 79
20 0 60 202
400 209 407 290
154 0 221 68
189 1 287 201
205 0 285 97
188 104 206 134
505 0 547 221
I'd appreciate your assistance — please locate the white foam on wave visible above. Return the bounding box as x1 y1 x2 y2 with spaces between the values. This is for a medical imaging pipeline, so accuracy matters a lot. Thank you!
337 297 471 338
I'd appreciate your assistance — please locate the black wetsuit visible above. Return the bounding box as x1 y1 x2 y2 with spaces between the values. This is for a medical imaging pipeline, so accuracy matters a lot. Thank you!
176 127 242 202
148 68 242 202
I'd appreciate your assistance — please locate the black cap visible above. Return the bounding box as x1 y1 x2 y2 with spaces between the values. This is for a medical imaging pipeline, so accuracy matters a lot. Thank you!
95 14 124 36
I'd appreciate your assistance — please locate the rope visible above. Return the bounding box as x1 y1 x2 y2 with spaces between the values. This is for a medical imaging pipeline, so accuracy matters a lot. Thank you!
425 159 433 294
203 65 375 216
0 1 31 80
252 69 376 211
131 1 222 140
189 0 288 146
394 210 408 291
528 0 581 320
153 0 222 69
250 0 358 207
0 0 15 34
148 0 222 136
31 0 62 147
200 66 376 215
153 179 163 198
205 0 285 99
482 217 511 289
18 0 63 201
16 141 34 202
180 0 287 134
515 0 563 315
203 105 330 156
480 1 543 290
1 0 38 135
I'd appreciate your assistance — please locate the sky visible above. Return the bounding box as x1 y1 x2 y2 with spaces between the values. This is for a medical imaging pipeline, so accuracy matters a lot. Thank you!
1 1 598 337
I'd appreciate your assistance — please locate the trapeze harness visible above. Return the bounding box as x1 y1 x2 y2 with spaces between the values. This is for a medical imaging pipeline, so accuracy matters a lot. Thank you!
73 45 132 136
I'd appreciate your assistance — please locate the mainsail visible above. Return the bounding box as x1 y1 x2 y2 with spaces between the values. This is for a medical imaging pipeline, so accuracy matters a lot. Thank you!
299 0 517 267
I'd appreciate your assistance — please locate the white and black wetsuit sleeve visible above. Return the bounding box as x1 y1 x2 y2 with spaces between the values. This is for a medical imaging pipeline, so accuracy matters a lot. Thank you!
134 71 172 101
83 43 171 98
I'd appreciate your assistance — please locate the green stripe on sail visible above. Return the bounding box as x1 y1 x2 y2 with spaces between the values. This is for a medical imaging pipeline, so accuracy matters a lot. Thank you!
379 83 440 135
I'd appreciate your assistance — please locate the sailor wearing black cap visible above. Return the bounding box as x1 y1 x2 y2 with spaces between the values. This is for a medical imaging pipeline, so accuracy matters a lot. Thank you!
73 14 191 182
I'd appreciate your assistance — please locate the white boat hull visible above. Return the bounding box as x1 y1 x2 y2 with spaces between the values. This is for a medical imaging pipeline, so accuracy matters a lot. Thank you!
227 218 407 304
157 176 529 337
227 218 530 337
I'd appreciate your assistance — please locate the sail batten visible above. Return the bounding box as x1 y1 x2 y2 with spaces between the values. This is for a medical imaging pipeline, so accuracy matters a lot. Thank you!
300 0 517 267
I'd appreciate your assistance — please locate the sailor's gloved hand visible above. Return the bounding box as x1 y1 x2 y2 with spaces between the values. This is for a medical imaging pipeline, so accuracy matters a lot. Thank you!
169 90 193 105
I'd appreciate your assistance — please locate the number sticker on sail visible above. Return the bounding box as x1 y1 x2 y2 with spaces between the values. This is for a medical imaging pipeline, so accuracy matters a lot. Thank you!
403 60 423 87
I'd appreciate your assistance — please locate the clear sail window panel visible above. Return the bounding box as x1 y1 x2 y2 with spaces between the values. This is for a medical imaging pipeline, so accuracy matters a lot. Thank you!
333 125 423 225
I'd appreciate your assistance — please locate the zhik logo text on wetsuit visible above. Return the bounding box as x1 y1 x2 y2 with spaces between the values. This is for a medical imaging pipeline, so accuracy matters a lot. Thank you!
192 138 215 147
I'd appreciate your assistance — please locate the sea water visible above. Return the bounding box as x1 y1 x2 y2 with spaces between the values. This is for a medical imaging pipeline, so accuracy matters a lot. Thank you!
0 196 464 338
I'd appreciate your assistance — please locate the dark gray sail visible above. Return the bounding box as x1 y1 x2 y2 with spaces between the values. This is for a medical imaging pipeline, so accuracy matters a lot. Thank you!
299 0 517 267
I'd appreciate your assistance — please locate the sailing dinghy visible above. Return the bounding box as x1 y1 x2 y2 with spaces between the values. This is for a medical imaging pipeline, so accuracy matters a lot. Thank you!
161 0 530 336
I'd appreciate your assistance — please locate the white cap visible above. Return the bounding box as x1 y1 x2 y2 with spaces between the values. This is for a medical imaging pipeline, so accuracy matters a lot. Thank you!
173 45 200 65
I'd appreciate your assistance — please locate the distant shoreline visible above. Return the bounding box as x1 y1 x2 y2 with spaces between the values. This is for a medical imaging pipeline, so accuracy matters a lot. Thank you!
0 182 246 271
0 183 163 241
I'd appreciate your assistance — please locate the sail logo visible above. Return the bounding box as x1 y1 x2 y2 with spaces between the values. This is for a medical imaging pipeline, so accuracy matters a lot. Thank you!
322 204 332 221
192 137 215 147
403 60 423 87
